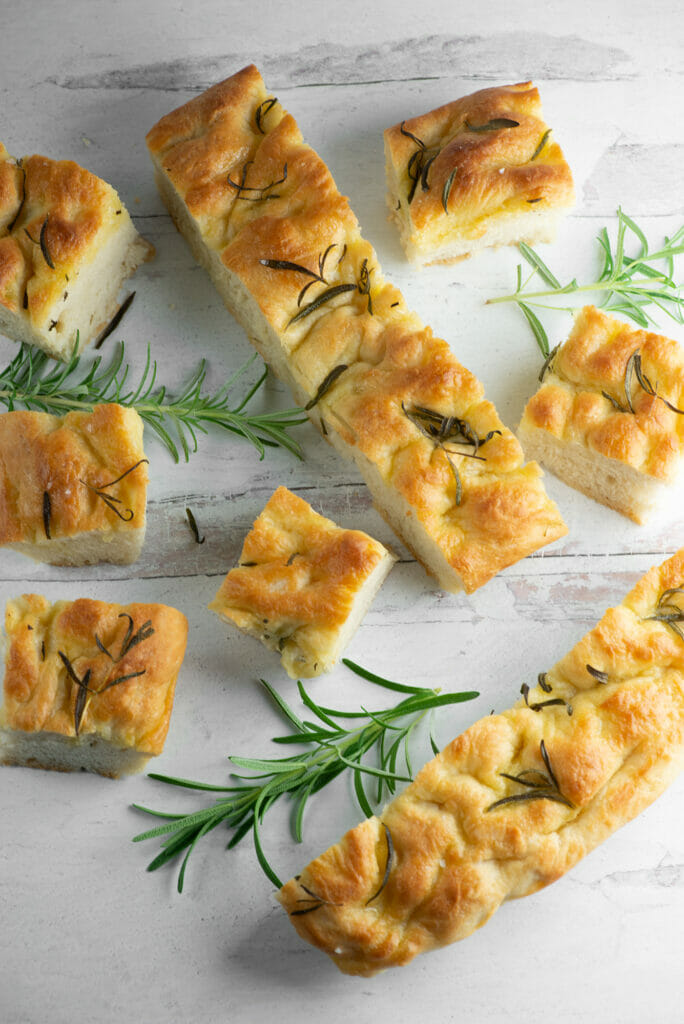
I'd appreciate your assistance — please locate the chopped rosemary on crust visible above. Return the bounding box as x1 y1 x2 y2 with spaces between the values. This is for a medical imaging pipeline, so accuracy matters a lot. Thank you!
80 458 149 522
486 739 573 812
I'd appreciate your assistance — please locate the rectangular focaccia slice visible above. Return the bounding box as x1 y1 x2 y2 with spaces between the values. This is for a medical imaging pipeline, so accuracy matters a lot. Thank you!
0 404 148 565
0 594 188 777
208 486 396 678
278 548 684 975
146 65 567 594
518 305 684 523
384 82 574 265
0 142 153 358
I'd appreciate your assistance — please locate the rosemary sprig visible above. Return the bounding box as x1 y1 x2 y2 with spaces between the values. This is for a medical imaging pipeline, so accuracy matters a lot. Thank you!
131 658 479 892
0 342 307 463
488 208 684 357
401 403 500 506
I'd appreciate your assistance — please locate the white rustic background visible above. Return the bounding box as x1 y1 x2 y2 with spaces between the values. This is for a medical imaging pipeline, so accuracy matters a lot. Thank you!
2 2 684 1021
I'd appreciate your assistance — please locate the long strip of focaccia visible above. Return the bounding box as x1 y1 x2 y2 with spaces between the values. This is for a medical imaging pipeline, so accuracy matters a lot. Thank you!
278 548 684 975
146 64 566 593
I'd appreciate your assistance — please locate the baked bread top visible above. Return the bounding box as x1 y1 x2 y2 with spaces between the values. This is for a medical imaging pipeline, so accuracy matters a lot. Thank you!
520 306 684 481
0 146 123 320
278 548 684 975
208 486 395 677
384 82 574 262
319 322 561 592
0 404 148 548
1 594 188 754
0 143 152 356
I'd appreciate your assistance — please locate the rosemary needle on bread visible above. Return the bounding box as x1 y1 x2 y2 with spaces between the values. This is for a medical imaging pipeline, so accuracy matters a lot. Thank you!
0 341 307 462
131 659 479 892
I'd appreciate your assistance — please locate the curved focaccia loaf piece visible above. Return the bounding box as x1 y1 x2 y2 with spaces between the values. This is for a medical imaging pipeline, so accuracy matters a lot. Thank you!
0 594 188 777
147 65 566 593
278 549 684 975
0 142 153 359
0 404 148 565
384 82 574 265
518 305 684 523
208 486 396 678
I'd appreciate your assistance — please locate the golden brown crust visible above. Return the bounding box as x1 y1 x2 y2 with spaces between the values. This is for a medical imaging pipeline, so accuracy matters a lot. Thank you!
147 67 567 593
0 142 153 354
520 306 684 481
1 594 188 754
0 404 148 549
278 549 684 975
208 486 395 677
384 82 574 262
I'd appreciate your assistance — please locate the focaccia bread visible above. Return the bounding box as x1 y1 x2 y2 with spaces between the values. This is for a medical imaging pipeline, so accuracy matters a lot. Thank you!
0 594 188 777
518 305 684 523
146 65 567 594
0 404 149 565
208 486 396 678
278 548 684 975
384 82 574 265
0 142 153 358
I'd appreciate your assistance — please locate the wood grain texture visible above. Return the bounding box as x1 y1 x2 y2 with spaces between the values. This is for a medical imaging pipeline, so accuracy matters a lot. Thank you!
2 1 684 1021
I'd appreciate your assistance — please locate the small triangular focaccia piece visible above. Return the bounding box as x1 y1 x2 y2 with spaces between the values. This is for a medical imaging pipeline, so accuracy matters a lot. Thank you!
147 65 567 594
384 82 574 265
518 305 684 523
278 548 684 975
0 404 148 565
0 594 188 777
0 142 153 358
208 486 396 678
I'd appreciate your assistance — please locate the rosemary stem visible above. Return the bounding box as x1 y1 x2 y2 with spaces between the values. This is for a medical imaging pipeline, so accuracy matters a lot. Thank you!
486 275 675 306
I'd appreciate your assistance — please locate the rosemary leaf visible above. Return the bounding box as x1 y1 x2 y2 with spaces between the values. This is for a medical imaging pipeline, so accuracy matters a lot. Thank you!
442 168 457 214
304 364 348 410
465 118 519 132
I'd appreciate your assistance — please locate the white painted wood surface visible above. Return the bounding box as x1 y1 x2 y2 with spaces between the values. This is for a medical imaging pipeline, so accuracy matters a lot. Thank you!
2 2 684 1021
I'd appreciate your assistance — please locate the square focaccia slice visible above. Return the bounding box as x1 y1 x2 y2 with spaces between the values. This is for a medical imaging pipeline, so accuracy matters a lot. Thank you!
147 65 567 593
518 306 684 523
0 594 188 777
318 322 566 594
0 142 153 358
0 404 149 565
208 486 396 678
278 548 684 976
384 82 574 265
